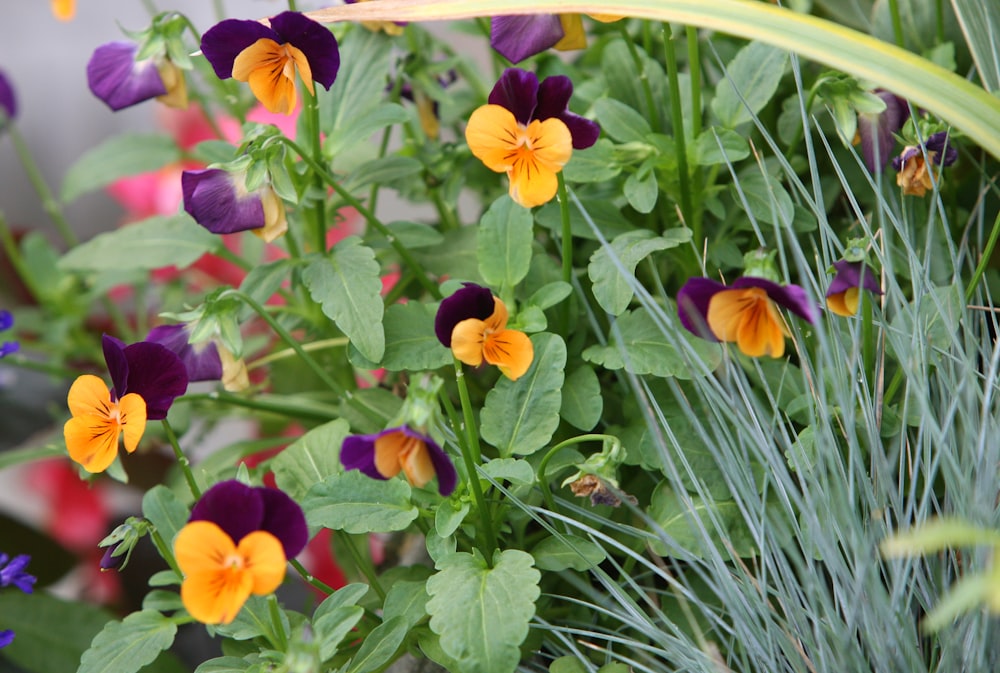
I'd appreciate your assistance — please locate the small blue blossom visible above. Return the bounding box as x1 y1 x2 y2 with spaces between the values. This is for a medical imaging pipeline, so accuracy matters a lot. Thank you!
0 553 36 594
0 310 18 358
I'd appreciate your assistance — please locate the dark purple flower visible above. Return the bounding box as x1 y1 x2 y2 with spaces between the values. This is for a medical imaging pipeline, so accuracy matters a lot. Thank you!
0 553 35 594
891 131 958 196
182 168 288 242
677 276 817 358
87 41 176 112
434 283 496 347
825 260 881 317
491 15 566 64
488 68 599 149
99 542 126 571
190 480 308 559
856 89 909 172
0 68 17 125
0 310 17 359
102 334 188 421
146 324 223 382
341 426 457 496
200 11 339 115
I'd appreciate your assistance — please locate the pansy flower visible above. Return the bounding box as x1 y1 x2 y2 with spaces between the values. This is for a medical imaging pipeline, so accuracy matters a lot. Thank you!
0 310 18 359
491 14 622 64
855 89 909 173
341 426 457 496
182 168 288 242
87 41 187 111
434 282 534 380
825 260 881 317
200 11 339 115
63 335 188 473
0 69 16 127
466 68 598 208
677 277 818 358
892 131 958 196
146 323 223 382
175 480 308 624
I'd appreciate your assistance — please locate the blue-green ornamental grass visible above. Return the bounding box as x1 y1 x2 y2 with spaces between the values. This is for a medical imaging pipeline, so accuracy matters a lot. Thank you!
1 1 1000 672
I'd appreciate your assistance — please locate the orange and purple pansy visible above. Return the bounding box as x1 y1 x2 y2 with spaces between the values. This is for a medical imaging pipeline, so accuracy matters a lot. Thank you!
677 277 818 359
892 131 958 196
200 11 339 115
341 426 457 496
490 14 621 64
87 41 187 111
174 480 308 625
825 261 881 317
63 335 188 473
434 282 535 380
465 68 599 208
146 323 224 382
181 168 288 242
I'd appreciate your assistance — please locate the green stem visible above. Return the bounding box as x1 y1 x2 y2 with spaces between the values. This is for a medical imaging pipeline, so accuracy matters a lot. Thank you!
965 210 1000 302
557 174 573 286
452 358 498 558
149 528 182 577
662 23 694 232
340 532 386 601
8 125 77 247
267 594 289 651
161 419 202 499
0 211 42 302
289 558 336 596
178 392 338 423
686 24 704 238
275 137 441 299
888 0 905 48
304 85 327 253
618 23 659 132
247 337 349 370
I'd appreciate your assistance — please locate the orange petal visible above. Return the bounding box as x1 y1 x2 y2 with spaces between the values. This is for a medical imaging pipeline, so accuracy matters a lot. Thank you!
485 296 509 332
826 288 860 317
735 299 786 358
233 39 305 115
373 430 405 479
175 521 251 624
117 393 147 453
465 105 523 173
483 329 534 380
450 318 487 366
175 521 236 576
238 531 287 596
51 0 75 20
397 435 434 488
67 374 113 418
507 119 572 208
554 14 587 51
64 414 120 474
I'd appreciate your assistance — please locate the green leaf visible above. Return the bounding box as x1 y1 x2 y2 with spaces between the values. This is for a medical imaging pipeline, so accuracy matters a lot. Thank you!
435 499 471 538
734 172 795 226
477 195 534 288
582 306 722 379
648 482 757 557
271 418 351 500
623 164 658 213
588 230 689 315
562 139 622 183
560 365 603 431
711 42 789 128
0 592 114 673
314 583 369 659
58 215 220 273
194 657 253 673
345 616 409 673
237 259 293 319
78 610 177 673
213 595 289 641
303 470 419 534
413 225 483 282
481 333 566 457
142 485 190 549
426 549 540 673
531 534 607 571
342 156 423 192
550 656 589 673
61 134 180 202
480 458 536 484
348 301 452 371
592 98 653 143
321 29 394 135
952 0 1000 93
383 580 430 629
527 282 572 311
534 198 634 241
382 220 444 248
693 128 751 165
327 103 409 156
302 239 385 362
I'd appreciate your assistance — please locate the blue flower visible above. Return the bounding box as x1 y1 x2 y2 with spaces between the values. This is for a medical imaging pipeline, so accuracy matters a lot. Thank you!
0 310 19 359
0 553 35 594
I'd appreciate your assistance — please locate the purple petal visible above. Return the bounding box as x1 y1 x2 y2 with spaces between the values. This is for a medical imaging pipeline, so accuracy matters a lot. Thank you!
121 341 189 420
925 131 958 166
269 11 340 89
535 75 599 149
0 342 18 358
0 630 13 649
102 334 130 398
827 260 881 297
0 69 16 123
146 324 223 382
488 68 539 125
856 90 908 172
0 310 12 331
200 18 276 80
490 15 565 65
100 543 125 571
434 283 496 347
732 276 819 325
0 554 35 594
340 433 385 481
182 169 265 235
86 42 167 112
258 487 309 558
190 480 265 545
676 277 727 339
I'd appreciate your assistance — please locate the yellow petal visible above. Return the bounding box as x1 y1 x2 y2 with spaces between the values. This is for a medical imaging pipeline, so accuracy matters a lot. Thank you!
155 61 189 110
507 118 572 208
117 393 147 453
238 531 287 595
465 105 523 173
555 15 587 51
397 434 434 488
373 430 405 479
67 374 113 418
252 186 288 243
64 415 120 474
451 318 487 366
484 329 534 380
826 288 860 317
51 0 75 21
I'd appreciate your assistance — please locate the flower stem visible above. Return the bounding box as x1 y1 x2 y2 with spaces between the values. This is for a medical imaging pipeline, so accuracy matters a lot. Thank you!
289 558 335 596
617 23 659 133
149 527 182 578
161 419 201 500
451 358 498 559
340 532 386 601
663 23 694 232
247 337 350 370
887 0 905 48
267 594 289 651
8 125 77 247
304 85 327 253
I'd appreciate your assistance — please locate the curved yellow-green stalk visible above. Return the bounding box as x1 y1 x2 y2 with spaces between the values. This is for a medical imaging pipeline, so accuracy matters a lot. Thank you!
306 0 1000 161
